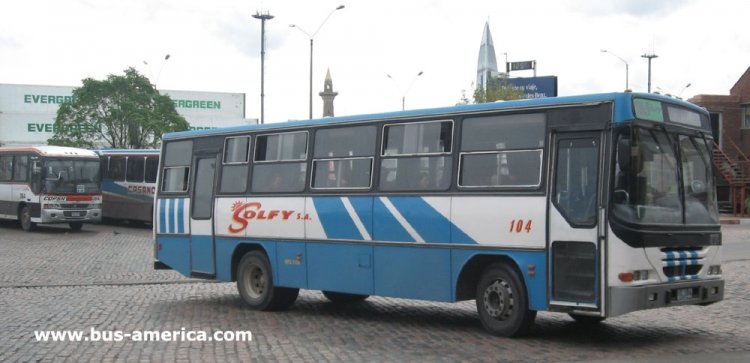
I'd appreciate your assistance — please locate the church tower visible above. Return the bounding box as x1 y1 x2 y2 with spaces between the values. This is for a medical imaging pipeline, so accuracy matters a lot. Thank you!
476 21 499 92
319 68 338 117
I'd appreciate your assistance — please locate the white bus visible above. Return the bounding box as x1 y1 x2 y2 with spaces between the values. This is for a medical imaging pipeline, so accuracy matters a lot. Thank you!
0 146 102 231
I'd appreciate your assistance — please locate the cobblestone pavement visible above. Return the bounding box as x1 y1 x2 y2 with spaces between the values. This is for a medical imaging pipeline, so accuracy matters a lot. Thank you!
0 220 749 362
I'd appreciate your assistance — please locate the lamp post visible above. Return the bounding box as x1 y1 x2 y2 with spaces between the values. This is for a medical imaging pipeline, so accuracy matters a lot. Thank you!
253 10 274 124
642 52 658 93
600 49 629 90
387 71 424 111
290 5 345 119
155 54 171 88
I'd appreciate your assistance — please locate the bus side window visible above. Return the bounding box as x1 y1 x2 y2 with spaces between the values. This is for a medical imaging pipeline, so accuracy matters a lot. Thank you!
161 140 193 193
108 156 126 182
12 155 29 182
252 132 307 193
0 155 12 181
126 156 145 182
311 125 376 190
145 156 159 183
220 136 250 193
379 121 453 191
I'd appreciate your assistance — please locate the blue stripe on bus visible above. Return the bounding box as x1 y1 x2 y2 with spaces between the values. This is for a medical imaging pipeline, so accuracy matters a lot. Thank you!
177 198 185 234
348 196 374 239
159 198 167 234
168 199 175 234
313 197 364 240
387 196 450 243
373 197 415 242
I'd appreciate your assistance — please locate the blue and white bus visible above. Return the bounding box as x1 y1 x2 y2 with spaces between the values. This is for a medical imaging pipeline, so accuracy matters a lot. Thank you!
153 92 723 336
96 149 159 223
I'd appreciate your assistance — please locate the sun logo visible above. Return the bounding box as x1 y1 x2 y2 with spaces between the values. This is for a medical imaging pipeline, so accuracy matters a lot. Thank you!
231 200 244 212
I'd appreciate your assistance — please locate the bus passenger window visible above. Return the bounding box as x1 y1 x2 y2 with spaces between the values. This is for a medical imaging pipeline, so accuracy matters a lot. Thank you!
252 132 307 193
312 126 376 189
0 156 13 181
379 120 453 191
126 157 145 182
108 156 126 182
12 155 28 182
220 136 250 193
459 113 545 188
160 140 193 193
145 157 159 183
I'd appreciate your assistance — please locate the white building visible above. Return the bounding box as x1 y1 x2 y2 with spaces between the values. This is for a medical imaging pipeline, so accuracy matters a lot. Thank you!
0 83 256 147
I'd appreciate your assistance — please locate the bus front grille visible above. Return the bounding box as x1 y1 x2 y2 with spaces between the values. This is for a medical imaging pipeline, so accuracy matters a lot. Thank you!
661 247 705 282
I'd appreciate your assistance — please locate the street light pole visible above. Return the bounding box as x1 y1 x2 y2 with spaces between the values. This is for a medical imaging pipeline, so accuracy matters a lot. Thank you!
290 5 345 119
387 71 424 111
253 10 274 124
600 49 629 90
642 52 658 93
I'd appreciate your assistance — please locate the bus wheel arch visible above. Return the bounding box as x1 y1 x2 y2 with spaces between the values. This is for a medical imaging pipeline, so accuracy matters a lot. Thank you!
456 254 523 301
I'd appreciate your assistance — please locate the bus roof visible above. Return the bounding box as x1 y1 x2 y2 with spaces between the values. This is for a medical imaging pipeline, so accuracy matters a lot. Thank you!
164 92 706 140
94 149 160 156
0 145 98 158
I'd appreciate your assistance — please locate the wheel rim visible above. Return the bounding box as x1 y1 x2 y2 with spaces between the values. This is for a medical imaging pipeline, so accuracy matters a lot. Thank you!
483 279 514 321
243 264 266 300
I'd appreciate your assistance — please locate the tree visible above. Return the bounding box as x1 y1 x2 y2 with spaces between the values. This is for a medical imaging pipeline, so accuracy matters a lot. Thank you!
473 74 525 103
49 68 189 149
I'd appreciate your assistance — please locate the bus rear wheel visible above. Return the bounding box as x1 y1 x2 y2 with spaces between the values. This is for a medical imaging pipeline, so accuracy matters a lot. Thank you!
476 263 536 337
322 291 369 303
236 251 299 311
19 206 36 232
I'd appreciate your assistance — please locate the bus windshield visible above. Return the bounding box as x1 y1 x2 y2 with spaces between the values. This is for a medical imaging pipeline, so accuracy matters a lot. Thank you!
42 159 101 194
613 126 718 225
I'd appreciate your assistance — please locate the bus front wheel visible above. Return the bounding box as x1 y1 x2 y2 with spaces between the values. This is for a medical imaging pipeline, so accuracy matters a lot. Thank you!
19 206 36 232
476 263 536 337
236 251 299 311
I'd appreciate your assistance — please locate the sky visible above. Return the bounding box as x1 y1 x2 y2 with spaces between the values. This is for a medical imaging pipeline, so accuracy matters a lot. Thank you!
1 0 749 124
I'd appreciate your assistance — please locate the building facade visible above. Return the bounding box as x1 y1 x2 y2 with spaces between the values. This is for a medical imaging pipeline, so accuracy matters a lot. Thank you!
690 66 750 213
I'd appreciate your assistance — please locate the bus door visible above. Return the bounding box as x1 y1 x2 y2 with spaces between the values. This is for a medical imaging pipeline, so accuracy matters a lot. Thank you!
548 132 602 311
190 154 218 276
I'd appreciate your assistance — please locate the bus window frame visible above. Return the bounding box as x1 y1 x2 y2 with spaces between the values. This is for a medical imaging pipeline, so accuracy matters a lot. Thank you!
250 130 309 194
219 135 252 194
310 156 375 191
457 149 544 189
160 166 191 193
223 135 252 165
378 119 454 192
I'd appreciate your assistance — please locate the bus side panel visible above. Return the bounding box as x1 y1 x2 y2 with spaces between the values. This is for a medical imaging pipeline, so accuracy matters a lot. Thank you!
374 246 452 302
276 241 308 288
156 235 192 277
307 243 373 295
451 250 548 311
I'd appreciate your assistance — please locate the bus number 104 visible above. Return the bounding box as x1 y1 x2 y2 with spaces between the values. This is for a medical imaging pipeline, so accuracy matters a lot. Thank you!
509 219 533 233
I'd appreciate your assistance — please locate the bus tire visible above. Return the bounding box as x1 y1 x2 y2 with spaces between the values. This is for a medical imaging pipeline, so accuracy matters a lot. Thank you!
322 291 369 303
476 263 536 337
19 205 36 232
69 222 84 231
236 251 299 311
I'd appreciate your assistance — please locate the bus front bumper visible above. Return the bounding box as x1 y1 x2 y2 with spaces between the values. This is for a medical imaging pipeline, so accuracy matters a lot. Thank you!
608 279 724 317
39 208 102 224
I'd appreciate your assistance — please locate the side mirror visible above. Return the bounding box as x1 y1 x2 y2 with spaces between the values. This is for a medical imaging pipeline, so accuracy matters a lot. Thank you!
617 138 631 172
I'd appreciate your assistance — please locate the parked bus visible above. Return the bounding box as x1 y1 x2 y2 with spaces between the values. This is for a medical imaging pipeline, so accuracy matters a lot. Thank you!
96 149 159 224
0 145 101 231
153 92 723 336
